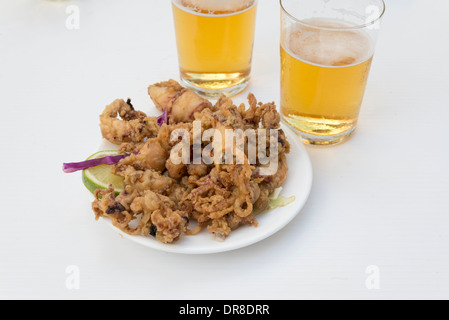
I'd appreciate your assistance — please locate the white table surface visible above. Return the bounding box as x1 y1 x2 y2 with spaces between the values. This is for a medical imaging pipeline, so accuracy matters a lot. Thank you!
1 0 448 300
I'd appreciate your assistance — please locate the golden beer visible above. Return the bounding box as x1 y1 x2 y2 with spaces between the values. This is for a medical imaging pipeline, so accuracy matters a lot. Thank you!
281 18 375 145
172 0 257 98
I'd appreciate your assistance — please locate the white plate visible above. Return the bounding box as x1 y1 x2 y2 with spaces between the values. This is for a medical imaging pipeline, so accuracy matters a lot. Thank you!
94 123 313 254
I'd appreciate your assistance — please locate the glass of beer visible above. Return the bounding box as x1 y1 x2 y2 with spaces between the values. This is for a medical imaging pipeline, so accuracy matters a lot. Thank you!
172 0 258 99
280 0 385 145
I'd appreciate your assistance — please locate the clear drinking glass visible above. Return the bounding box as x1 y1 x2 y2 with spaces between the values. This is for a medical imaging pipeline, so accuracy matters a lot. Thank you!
172 0 258 99
280 0 385 145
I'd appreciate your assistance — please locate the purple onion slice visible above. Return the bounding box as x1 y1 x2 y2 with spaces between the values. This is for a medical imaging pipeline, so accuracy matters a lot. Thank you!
63 153 130 173
157 107 168 126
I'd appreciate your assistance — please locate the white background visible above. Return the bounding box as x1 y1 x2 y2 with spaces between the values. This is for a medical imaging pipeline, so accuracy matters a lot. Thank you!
0 0 448 300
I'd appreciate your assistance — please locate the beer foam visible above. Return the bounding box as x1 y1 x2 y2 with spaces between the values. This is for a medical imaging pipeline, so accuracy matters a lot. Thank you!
287 19 373 67
180 0 254 13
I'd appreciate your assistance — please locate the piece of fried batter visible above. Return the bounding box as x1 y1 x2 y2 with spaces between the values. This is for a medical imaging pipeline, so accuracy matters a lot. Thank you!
148 79 212 124
92 80 290 243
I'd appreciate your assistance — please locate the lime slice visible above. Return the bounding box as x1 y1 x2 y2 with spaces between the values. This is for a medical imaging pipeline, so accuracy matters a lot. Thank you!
82 150 125 196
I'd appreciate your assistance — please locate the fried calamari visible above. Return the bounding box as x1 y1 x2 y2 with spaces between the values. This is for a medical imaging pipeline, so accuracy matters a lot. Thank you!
92 80 290 243
100 99 159 145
